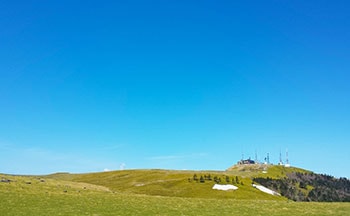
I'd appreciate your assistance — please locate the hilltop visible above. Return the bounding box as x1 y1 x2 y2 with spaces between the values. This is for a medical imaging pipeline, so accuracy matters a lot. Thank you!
227 164 350 202
226 163 310 178
41 164 349 202
1 164 348 202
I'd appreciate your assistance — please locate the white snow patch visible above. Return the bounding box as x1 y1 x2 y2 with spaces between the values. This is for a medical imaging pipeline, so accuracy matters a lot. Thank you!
212 184 238 191
252 184 280 196
103 168 110 172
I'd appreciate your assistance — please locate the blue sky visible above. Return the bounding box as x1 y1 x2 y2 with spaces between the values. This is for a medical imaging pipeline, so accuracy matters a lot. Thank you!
1 0 349 178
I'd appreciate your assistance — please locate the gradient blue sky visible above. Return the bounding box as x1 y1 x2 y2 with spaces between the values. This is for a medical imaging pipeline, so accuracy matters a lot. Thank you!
1 0 349 178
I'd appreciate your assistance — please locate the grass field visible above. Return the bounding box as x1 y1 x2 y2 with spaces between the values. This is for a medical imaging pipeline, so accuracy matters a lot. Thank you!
1 167 350 215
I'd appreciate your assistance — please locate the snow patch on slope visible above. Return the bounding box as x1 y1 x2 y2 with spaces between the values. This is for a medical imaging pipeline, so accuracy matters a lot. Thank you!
212 184 238 191
252 184 280 196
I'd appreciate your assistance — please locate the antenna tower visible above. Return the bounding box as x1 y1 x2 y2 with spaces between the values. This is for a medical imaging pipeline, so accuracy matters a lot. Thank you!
279 149 283 165
255 150 258 163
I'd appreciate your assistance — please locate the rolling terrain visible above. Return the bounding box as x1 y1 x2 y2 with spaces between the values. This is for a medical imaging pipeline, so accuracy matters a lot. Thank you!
1 165 350 215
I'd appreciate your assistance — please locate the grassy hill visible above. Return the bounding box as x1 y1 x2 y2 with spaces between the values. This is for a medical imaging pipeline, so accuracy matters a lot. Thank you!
1 165 350 215
53 169 284 200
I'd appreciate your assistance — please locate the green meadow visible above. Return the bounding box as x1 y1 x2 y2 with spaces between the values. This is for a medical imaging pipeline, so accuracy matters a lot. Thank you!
1 166 349 215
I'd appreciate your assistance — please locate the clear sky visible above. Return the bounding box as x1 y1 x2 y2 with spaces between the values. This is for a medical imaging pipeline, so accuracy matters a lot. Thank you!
1 0 349 178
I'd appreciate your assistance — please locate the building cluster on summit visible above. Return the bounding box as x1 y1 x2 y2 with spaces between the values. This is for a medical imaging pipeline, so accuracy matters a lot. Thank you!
237 150 290 167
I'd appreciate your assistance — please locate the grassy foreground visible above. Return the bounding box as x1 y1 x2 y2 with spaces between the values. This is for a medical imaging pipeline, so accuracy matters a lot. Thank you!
1 187 349 215
1 172 350 215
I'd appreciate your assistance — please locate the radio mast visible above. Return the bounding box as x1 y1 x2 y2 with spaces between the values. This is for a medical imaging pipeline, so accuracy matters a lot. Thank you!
279 149 283 165
285 149 290 167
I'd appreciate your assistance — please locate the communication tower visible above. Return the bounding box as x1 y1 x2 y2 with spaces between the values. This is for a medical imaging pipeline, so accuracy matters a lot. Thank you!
278 150 283 165
285 149 290 167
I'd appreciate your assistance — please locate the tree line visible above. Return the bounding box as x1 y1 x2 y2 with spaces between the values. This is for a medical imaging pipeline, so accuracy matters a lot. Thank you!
253 172 350 202
189 174 244 185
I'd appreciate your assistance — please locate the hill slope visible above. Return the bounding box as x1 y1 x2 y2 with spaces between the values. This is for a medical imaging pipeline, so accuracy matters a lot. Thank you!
45 164 350 202
1 166 350 215
47 169 280 200
1 173 350 215
45 165 308 200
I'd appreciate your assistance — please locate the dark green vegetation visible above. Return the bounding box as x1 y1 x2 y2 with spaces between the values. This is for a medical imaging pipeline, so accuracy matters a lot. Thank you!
253 172 350 202
1 165 350 215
